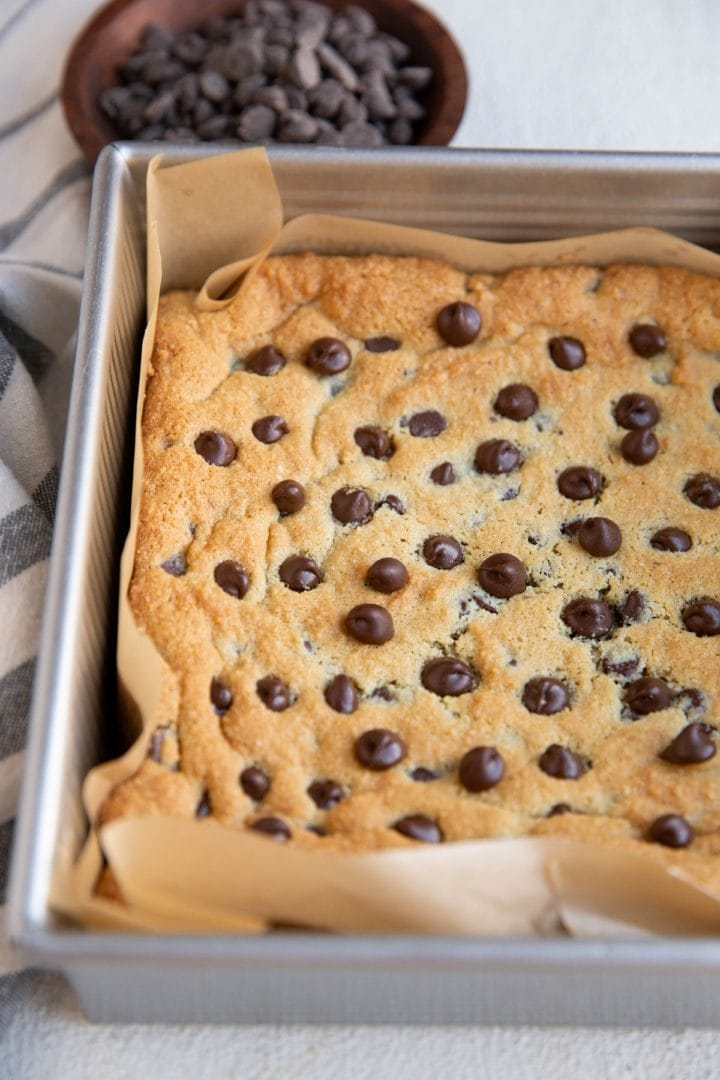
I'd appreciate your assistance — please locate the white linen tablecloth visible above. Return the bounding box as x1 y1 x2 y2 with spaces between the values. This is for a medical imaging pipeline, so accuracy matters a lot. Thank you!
1 0 720 1075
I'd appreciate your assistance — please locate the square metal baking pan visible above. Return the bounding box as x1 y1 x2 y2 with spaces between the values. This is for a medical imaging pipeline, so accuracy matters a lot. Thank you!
8 143 720 1025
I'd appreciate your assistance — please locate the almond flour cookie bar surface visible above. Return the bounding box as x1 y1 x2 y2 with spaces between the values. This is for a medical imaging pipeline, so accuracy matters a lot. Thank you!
102 254 720 887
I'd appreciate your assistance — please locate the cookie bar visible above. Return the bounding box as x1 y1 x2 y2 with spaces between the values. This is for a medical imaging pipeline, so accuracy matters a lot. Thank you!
102 254 720 884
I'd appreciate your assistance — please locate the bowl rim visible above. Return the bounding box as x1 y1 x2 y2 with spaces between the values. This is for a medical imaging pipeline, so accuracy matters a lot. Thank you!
61 0 468 163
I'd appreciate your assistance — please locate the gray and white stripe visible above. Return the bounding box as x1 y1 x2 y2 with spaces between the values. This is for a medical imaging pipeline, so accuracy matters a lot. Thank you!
0 0 95 277
0 275 81 993
0 0 97 1000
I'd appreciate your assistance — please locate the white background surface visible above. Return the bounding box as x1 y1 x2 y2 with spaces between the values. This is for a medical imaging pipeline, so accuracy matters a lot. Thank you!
3 0 720 1076
6 970 720 1080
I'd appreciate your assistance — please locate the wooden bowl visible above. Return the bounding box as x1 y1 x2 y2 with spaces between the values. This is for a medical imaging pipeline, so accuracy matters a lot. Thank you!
61 0 468 162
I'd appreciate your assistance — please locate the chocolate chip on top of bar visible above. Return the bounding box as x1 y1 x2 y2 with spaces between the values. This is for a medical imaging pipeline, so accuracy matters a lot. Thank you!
102 256 720 875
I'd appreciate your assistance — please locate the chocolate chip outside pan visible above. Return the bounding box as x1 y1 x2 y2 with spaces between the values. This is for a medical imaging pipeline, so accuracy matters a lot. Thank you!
61 0 469 163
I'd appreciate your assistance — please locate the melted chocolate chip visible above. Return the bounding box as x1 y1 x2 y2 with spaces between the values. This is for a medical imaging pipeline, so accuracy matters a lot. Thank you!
214 560 250 598
478 553 527 598
324 674 358 714
547 803 572 817
474 439 522 475
562 519 583 538
677 688 706 713
682 600 720 636
661 723 716 766
421 657 476 696
562 597 614 638
648 814 693 848
410 767 438 782
629 324 666 358
331 486 372 525
246 345 286 376
430 461 455 485
458 746 504 792
272 479 306 516
279 555 323 591
252 415 288 444
161 553 187 576
371 685 394 702
684 473 720 509
423 534 464 570
651 526 692 552
625 677 672 715
538 744 587 780
408 410 446 437
577 517 622 557
393 814 444 843
620 590 646 624
494 383 538 421
548 336 586 371
522 677 570 715
380 494 405 514
621 428 659 465
240 766 270 800
210 676 233 714
307 779 345 809
469 594 498 614
601 655 640 678
614 393 660 430
557 466 603 501
354 728 406 770
306 337 351 375
365 336 400 352
436 301 481 346
354 425 394 460
256 675 292 712
195 792 212 819
344 603 394 644
713 385 720 413
251 817 291 841
194 430 236 466
366 557 408 593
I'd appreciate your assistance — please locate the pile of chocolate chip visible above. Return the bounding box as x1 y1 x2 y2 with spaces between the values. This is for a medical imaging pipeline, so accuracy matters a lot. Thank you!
98 1 433 148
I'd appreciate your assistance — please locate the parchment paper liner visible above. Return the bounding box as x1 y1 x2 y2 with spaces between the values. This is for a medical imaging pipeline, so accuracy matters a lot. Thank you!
52 148 720 936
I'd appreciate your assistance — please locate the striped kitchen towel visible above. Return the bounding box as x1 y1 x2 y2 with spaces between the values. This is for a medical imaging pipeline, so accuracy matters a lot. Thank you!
0 0 98 1001
0 266 83 978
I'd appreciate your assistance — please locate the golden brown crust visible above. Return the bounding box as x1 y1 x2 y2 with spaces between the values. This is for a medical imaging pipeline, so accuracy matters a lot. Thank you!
110 255 720 882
